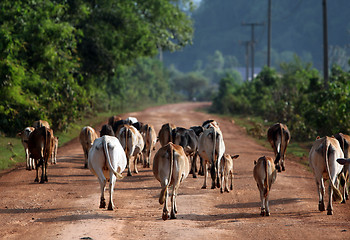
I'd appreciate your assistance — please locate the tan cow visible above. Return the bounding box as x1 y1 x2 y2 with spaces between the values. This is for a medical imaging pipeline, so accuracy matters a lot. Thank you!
309 136 344 215
334 133 350 203
117 125 144 176
219 154 239 193
158 123 176 147
88 136 126 210
153 142 190 220
32 120 50 129
267 123 290 172
198 123 225 189
51 136 59 164
253 156 277 216
79 126 98 168
139 123 157 168
108 115 122 127
27 126 55 183
17 127 35 170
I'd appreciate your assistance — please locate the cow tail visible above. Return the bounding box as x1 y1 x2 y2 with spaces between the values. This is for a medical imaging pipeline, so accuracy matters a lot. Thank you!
324 138 343 203
263 157 269 198
159 144 174 204
102 137 123 180
274 126 282 165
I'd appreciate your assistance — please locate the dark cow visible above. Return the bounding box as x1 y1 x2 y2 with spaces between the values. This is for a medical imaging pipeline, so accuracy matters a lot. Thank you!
100 124 115 137
267 123 290 172
334 133 350 203
27 126 55 183
112 119 132 136
173 127 199 178
190 125 204 176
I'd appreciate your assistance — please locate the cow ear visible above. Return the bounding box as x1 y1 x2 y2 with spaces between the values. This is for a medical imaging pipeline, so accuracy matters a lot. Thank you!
316 136 320 139
254 160 257 165
17 132 22 137
231 155 239 159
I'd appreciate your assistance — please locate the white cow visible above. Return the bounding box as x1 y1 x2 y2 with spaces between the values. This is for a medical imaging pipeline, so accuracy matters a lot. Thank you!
198 124 225 189
88 135 126 210
17 127 35 170
117 125 144 176
125 117 138 124
309 136 344 215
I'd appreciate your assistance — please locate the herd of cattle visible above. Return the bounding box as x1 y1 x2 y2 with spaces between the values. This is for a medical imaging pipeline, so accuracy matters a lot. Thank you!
17 117 350 220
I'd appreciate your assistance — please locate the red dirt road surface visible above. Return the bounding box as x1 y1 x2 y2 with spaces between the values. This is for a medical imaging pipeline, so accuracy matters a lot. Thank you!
0 102 349 240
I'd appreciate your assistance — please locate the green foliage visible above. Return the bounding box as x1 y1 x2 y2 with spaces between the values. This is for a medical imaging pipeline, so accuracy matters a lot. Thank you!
0 0 194 136
211 56 350 141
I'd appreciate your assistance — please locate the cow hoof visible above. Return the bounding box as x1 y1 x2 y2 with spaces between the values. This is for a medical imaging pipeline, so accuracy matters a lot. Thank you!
84 164 88 169
192 174 197 179
318 202 325 211
225 188 229 193
211 185 216 189
162 212 169 221
220 188 223 193
107 202 114 210
260 211 265 216
266 211 270 216
230 186 233 191
190 169 193 174
282 166 285 171
327 210 333 215
127 172 132 177
170 212 177 219
34 178 39 182
341 199 346 204
201 186 206 189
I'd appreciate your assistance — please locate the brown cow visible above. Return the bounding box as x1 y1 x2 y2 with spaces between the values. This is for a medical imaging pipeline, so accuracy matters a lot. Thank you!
153 142 190 220
219 154 239 193
17 127 35 170
27 126 55 183
32 120 50 129
267 123 290 172
158 123 176 147
253 156 277 216
334 133 350 203
79 126 98 168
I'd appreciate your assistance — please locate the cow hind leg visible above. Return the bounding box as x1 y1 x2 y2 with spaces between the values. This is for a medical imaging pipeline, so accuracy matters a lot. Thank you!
317 178 325 211
170 185 177 219
84 149 88 168
40 159 45 183
229 171 233 191
327 184 333 215
133 155 139 174
99 178 107 208
107 175 116 210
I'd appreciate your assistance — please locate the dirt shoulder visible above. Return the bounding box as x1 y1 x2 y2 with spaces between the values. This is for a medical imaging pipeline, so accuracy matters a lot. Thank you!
0 102 349 240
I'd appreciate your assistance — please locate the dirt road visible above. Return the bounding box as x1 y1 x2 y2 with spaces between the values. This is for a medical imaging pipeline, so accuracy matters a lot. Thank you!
0 102 349 240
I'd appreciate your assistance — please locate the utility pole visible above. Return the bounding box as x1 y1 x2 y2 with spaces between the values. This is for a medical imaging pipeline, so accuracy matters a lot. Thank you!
240 41 251 81
322 0 329 88
242 22 264 80
267 0 272 67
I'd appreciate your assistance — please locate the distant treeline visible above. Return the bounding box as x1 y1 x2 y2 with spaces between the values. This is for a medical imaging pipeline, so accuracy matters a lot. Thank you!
165 0 350 72
211 56 350 141
0 0 193 135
